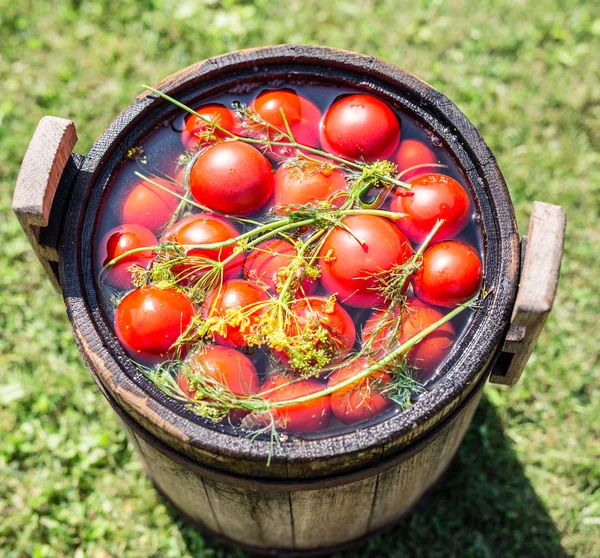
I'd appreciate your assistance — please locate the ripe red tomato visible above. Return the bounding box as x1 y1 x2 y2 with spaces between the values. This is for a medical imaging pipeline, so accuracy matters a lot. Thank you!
190 141 274 215
121 177 183 235
394 139 438 180
320 94 400 161
319 215 413 308
273 162 347 207
362 297 456 381
162 214 244 283
413 241 483 308
202 280 269 348
181 104 237 150
327 357 392 424
243 239 318 295
259 374 331 433
114 286 195 364
97 224 157 289
391 173 471 243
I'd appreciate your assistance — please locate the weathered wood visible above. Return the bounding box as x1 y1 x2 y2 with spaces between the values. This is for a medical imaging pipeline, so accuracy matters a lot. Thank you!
12 116 77 292
490 202 566 386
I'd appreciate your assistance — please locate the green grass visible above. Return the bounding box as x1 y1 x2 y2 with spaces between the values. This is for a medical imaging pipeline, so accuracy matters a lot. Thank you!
1 0 598 556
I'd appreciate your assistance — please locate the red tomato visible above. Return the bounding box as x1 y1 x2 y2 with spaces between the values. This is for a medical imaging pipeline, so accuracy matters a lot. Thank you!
259 374 331 433
162 214 244 283
362 297 456 381
190 141 274 215
394 139 438 180
273 162 347 207
121 177 183 235
319 215 413 308
243 239 318 295
327 358 392 424
413 241 483 308
320 94 400 161
202 280 269 348
97 224 157 289
114 286 195 364
391 173 471 243
181 104 237 150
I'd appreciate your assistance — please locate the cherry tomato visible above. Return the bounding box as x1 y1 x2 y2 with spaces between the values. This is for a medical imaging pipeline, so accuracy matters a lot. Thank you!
273 162 347 207
97 224 157 289
320 94 400 161
243 239 318 295
202 280 269 348
327 357 392 424
413 241 483 308
319 215 413 308
162 214 244 283
114 286 195 364
394 139 438 180
121 177 183 235
362 297 456 381
259 374 331 433
181 104 237 150
391 173 471 243
190 141 274 215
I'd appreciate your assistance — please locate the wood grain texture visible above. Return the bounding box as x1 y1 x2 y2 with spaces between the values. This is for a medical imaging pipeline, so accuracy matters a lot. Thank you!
13 116 77 292
490 201 566 386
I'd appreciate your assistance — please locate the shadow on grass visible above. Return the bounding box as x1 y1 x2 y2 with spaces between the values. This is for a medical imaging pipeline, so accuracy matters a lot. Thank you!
169 397 567 558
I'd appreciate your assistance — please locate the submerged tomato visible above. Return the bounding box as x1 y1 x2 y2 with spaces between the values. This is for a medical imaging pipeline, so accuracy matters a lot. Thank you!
259 374 331 433
413 241 483 308
190 141 274 215
243 239 318 295
394 139 438 180
181 104 237 150
114 286 195 364
391 173 471 243
319 215 413 308
328 357 392 424
97 224 157 289
202 280 269 348
320 94 400 161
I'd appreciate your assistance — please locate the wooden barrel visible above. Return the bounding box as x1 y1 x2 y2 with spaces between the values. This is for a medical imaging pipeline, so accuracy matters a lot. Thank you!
12 46 566 553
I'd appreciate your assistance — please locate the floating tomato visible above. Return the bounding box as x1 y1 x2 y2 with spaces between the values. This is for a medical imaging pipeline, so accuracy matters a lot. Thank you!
394 139 438 180
181 104 237 150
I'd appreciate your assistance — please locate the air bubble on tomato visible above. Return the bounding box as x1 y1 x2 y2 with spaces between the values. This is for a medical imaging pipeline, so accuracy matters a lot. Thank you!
327 357 392 424
413 241 483 308
114 286 195 365
320 94 400 161
394 139 439 180
257 374 331 433
319 215 413 308
202 280 269 348
243 239 318 295
121 177 183 235
391 173 471 243
190 141 274 215
97 224 157 289
181 104 237 150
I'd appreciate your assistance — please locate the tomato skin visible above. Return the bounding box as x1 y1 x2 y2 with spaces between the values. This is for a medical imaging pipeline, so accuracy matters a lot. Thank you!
391 173 471 243
162 214 244 282
114 286 195 364
202 280 269 348
243 239 318 295
121 178 182 235
362 297 456 381
413 241 483 308
319 215 413 308
273 162 347 208
181 104 237 150
328 358 392 424
259 374 331 433
320 94 400 161
394 139 438 180
190 141 274 215
97 224 157 289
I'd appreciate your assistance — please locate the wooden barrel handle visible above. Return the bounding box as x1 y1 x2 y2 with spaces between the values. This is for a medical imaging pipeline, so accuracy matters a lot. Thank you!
490 201 566 386
12 116 78 292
